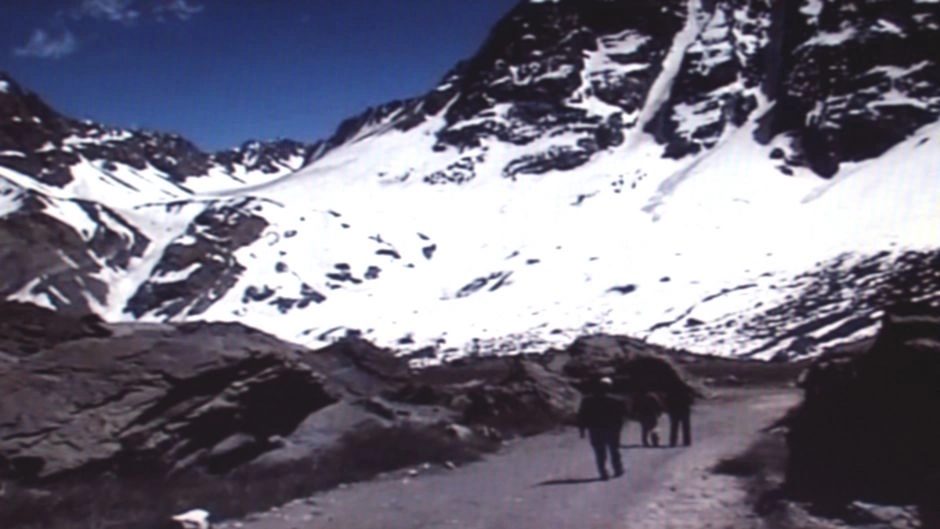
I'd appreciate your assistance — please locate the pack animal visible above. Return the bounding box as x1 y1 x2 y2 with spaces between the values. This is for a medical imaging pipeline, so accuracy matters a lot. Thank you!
614 355 700 447
624 391 666 447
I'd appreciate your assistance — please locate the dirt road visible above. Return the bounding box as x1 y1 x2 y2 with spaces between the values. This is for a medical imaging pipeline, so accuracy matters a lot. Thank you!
221 387 800 529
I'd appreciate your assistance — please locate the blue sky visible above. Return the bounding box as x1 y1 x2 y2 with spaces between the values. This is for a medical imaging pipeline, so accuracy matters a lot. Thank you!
0 1 519 151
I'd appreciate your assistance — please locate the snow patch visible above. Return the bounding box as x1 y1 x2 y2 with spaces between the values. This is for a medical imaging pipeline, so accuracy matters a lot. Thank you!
874 19 905 35
804 27 856 47
800 0 823 18
8 278 56 310
149 262 202 283
866 61 930 80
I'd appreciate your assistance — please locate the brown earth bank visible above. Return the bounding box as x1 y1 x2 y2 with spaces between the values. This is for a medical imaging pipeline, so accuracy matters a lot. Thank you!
0 301 936 529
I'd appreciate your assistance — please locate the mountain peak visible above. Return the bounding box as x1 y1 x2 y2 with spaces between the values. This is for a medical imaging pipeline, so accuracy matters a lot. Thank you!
0 74 15 95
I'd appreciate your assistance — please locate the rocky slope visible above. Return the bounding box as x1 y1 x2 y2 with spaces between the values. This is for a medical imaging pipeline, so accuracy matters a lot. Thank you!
1 300 737 529
1 0 939 361
4 301 933 529
0 300 726 485
0 309 336 482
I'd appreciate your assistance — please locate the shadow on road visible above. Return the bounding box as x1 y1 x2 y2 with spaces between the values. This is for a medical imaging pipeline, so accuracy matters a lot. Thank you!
619 443 672 450
535 477 606 487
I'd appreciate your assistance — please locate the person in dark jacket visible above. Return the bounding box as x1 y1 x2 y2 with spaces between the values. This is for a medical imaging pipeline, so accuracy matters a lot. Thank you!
578 377 627 480
665 386 695 447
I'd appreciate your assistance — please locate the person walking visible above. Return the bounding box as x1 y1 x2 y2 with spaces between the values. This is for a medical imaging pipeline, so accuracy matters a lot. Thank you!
666 385 696 447
577 377 627 480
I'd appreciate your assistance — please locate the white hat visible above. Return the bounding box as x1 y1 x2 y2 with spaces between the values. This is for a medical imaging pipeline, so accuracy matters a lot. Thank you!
599 377 613 386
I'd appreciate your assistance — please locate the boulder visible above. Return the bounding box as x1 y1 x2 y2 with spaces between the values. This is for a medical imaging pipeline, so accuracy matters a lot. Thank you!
244 400 388 471
782 308 940 508
0 320 336 482
461 359 580 436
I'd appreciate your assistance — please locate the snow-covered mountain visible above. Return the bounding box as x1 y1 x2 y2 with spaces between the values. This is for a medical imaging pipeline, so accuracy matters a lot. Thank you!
2 0 939 362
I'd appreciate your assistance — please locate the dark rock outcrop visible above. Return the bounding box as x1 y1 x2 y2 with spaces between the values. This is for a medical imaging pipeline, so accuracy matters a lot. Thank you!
755 0 940 177
125 198 269 319
0 195 149 316
0 319 336 482
646 0 769 157
781 308 940 513
392 334 703 439
559 333 703 430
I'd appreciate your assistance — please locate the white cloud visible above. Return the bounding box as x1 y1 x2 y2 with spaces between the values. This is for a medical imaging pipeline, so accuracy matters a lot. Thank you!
154 0 206 21
13 29 78 59
70 0 206 24
12 0 206 60
78 0 140 23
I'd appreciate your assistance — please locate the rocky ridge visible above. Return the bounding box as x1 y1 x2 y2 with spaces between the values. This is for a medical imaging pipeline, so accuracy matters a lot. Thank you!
0 72 320 188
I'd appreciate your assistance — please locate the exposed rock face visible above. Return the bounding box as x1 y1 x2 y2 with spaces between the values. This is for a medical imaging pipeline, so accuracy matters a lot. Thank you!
646 0 771 157
0 320 336 481
0 194 149 316
756 0 940 177
0 311 588 486
434 0 684 151
389 334 703 438
562 334 652 378
782 308 940 511
314 0 688 182
125 198 269 319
